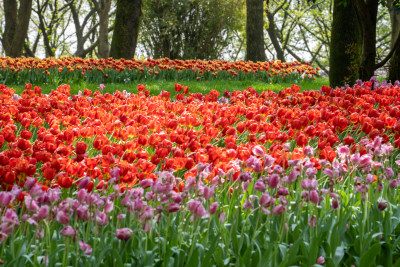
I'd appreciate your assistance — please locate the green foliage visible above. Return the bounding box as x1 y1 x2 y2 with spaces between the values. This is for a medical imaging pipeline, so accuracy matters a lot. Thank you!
140 0 244 59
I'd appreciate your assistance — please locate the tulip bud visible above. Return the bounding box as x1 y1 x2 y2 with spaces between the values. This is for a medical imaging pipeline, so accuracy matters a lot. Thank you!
116 228 133 241
60 226 76 237
378 200 387 211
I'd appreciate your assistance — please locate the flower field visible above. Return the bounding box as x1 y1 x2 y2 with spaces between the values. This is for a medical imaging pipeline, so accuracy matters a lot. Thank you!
1 69 400 266
0 57 319 85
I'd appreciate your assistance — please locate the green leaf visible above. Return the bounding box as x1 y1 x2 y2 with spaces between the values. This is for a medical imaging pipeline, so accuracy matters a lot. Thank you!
334 246 345 267
359 243 381 267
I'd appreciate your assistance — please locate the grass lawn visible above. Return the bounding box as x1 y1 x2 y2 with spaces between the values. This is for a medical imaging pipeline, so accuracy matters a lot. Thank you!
7 77 329 95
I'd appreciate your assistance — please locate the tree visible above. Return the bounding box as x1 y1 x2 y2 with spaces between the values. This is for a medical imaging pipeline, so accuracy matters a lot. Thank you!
33 0 71 57
264 0 333 73
351 0 400 80
91 0 112 58
265 2 286 61
246 0 266 61
140 0 243 60
68 0 100 58
329 0 360 87
1 0 33 57
110 0 142 59
388 0 400 82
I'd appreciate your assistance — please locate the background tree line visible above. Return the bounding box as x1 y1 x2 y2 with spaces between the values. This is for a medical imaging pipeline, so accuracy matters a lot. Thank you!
0 0 399 86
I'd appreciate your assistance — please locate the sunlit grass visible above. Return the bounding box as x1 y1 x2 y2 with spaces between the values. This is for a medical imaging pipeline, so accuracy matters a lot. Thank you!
8 77 329 95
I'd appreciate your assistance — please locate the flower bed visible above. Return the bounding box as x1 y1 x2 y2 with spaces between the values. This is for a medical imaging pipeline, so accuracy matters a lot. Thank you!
1 80 400 265
0 57 319 84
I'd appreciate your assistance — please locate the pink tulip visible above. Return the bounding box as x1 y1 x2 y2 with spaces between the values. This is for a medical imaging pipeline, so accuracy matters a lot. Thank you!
104 200 114 213
310 190 319 204
272 204 286 215
0 232 8 243
116 228 133 241
168 203 180 213
140 179 153 189
203 186 215 200
209 202 218 214
0 192 13 207
38 205 50 220
254 181 266 192
260 193 274 208
278 187 289 196
79 241 92 255
56 210 70 224
2 209 19 225
60 226 76 237
78 177 91 189
268 174 279 188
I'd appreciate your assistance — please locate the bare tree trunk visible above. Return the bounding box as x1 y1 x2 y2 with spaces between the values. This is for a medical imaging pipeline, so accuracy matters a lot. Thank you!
246 0 266 62
388 0 400 82
110 0 142 59
92 0 112 58
2 0 33 57
265 7 285 61
68 1 99 58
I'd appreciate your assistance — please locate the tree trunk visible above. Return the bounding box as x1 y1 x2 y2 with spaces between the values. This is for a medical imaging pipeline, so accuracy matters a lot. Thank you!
388 0 400 82
110 0 142 59
246 0 266 62
352 0 379 81
329 0 360 87
265 8 285 61
93 0 112 58
2 0 33 57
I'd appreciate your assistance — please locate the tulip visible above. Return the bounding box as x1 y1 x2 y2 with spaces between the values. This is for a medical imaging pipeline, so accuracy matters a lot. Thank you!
78 177 91 189
60 226 76 237
254 181 266 192
116 228 133 241
79 241 92 255
38 205 50 220
267 174 279 188
260 193 274 208
0 232 8 243
239 172 252 182
168 203 180 213
308 215 317 227
243 199 253 210
332 199 339 210
252 145 264 157
203 186 215 199
218 212 226 222
0 192 13 207
272 204 286 215
104 200 114 213
277 187 289 196
56 210 70 224
310 190 319 204
378 200 388 211
140 179 153 189
209 202 218 214
317 256 325 264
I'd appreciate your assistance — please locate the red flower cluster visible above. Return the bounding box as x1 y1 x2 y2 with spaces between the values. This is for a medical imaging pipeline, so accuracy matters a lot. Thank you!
0 81 399 191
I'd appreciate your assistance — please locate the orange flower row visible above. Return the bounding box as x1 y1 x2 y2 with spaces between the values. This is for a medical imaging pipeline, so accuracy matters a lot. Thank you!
0 57 319 77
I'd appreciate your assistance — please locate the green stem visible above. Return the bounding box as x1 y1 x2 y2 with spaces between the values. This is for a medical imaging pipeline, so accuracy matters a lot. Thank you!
163 213 171 265
63 238 70 267
186 219 200 264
